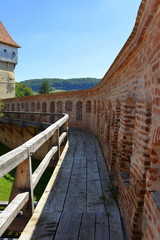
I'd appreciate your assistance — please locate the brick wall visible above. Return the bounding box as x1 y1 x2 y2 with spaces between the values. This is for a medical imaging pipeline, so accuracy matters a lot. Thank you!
2 0 160 239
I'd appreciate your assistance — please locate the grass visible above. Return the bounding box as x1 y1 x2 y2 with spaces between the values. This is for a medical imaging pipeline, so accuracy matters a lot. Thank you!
50 89 66 93
0 142 54 202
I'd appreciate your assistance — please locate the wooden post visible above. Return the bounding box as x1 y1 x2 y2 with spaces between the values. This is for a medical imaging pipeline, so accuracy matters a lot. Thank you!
8 148 34 231
52 128 60 163
60 120 68 151
64 120 68 138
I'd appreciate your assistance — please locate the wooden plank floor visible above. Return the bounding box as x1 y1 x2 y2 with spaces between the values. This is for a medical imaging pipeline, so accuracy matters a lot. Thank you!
19 128 124 240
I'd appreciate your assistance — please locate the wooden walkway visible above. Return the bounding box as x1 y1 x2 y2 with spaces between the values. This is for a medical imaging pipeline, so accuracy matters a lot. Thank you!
19 129 124 240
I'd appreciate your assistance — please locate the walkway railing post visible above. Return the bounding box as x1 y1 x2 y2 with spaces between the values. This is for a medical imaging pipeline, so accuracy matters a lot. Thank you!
52 128 60 162
8 151 34 231
0 112 68 234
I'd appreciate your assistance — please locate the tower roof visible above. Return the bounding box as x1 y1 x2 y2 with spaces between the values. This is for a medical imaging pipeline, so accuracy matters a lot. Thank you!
0 21 20 48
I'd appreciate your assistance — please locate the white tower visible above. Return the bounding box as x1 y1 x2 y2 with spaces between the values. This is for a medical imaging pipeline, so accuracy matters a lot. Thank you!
0 21 20 99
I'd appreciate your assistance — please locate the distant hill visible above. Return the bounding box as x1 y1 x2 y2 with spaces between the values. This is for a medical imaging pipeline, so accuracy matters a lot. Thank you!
20 78 101 93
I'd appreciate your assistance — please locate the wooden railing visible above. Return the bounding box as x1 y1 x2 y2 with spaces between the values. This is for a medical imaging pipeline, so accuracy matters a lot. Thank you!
0 112 69 236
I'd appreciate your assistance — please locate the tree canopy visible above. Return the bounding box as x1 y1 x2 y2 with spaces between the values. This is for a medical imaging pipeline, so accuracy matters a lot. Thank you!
38 80 50 94
15 82 34 97
20 78 101 93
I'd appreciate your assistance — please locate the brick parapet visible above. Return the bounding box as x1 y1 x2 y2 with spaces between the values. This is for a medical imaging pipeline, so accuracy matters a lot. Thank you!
2 0 160 239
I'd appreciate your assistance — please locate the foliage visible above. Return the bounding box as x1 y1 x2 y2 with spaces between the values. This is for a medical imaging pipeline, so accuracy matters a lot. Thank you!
106 185 119 199
15 82 34 97
20 77 101 93
99 195 106 201
0 100 4 117
106 212 110 217
38 80 50 94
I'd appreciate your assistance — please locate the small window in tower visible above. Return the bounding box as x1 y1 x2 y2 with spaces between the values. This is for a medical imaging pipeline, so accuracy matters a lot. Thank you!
13 52 15 54
4 49 6 52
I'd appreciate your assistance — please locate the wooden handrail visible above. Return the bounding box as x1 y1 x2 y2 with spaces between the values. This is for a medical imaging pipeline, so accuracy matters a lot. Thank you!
0 192 29 236
0 112 69 236
0 113 68 178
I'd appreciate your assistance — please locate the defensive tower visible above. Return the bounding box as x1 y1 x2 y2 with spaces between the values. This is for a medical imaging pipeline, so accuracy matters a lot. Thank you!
0 21 20 99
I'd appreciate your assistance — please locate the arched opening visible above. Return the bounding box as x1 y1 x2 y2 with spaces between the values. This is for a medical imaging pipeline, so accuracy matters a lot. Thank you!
118 97 136 177
11 104 14 111
42 102 47 113
106 100 112 143
24 103 29 112
86 100 91 113
50 101 55 123
37 102 40 111
76 101 83 121
94 100 96 114
65 101 73 112
31 102 35 121
57 101 63 113
17 103 20 111
21 103 24 110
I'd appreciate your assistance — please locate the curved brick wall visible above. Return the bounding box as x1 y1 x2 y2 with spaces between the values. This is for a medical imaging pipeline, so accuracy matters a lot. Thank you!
3 0 160 239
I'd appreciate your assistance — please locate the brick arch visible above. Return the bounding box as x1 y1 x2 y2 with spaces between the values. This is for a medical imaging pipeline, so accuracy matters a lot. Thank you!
24 103 29 112
86 100 91 113
31 102 35 121
17 103 20 111
16 103 20 119
57 101 63 113
42 102 47 113
76 101 83 121
37 102 40 111
127 101 153 237
6 104 9 111
65 101 73 112
94 100 96 114
105 100 112 143
118 97 136 175
21 103 24 110
110 99 121 172
11 103 14 111
97 100 105 140
31 102 35 112
50 101 55 122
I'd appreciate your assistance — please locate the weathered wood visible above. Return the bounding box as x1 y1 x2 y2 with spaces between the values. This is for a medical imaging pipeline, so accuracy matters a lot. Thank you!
18 129 124 240
96 212 109 240
78 212 96 240
52 128 60 162
109 209 124 240
94 137 124 239
0 114 68 178
54 212 82 240
8 156 34 231
84 132 105 212
59 132 67 146
32 146 58 189
63 157 87 212
0 192 29 236
19 142 74 240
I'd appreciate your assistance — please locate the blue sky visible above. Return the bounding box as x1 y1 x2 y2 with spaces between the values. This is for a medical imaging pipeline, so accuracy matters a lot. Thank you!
1 0 141 82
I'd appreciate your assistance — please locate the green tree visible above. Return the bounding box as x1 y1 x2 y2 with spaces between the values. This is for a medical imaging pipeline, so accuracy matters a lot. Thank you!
38 80 50 94
16 82 34 97
0 100 4 117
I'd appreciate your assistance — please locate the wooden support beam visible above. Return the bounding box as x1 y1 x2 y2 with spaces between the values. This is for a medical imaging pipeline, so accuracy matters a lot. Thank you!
52 128 60 163
8 155 34 231
0 192 29 237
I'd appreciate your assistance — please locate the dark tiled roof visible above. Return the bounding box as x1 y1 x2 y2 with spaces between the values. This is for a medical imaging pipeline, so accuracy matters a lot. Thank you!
0 21 20 48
